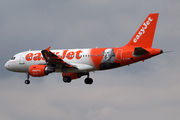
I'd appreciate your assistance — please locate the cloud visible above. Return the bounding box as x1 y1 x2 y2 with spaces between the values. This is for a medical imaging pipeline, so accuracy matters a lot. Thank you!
1 0 180 120
1 62 180 120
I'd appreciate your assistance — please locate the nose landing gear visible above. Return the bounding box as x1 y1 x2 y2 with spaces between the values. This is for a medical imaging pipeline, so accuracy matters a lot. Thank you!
24 73 30 84
25 80 30 84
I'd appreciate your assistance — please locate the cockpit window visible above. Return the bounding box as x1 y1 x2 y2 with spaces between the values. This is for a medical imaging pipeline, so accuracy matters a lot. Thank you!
11 57 16 60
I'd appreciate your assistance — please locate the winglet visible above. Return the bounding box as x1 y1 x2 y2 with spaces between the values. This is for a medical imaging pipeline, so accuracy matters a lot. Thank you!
46 46 51 52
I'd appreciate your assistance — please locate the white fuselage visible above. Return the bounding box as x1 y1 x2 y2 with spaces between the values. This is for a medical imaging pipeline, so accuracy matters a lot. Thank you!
4 48 99 73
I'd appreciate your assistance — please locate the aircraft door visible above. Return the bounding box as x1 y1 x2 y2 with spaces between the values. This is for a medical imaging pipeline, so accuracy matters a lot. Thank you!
19 53 26 64
116 49 123 61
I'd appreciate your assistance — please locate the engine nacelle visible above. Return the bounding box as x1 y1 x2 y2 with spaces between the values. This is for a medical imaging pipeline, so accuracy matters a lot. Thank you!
62 72 88 80
29 65 55 77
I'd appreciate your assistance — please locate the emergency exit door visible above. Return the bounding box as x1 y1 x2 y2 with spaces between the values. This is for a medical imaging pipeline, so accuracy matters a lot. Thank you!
116 49 123 61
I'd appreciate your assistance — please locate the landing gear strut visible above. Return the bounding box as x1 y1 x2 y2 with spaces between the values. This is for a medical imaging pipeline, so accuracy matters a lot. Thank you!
25 73 30 84
62 67 72 83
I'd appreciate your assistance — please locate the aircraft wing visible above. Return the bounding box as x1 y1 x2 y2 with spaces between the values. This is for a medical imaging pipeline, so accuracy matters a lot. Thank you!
41 46 76 68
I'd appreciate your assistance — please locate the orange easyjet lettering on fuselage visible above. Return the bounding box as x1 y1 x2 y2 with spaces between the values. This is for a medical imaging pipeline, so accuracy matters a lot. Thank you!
25 53 33 61
33 53 41 61
25 50 83 61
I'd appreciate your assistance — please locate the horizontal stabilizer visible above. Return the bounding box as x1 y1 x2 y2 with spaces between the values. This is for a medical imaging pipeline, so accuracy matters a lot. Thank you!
133 47 149 56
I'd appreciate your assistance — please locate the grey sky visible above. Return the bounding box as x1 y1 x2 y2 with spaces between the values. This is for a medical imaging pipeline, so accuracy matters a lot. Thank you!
1 0 180 120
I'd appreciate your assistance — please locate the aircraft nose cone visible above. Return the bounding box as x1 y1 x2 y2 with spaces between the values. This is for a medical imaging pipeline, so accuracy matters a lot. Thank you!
5 62 8 69
4 61 10 70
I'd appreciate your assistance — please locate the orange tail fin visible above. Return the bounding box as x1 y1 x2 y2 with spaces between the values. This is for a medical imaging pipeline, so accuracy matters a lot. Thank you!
125 13 159 48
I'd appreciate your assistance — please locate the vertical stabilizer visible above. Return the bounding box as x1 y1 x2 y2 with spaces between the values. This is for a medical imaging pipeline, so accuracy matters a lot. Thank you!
125 13 159 48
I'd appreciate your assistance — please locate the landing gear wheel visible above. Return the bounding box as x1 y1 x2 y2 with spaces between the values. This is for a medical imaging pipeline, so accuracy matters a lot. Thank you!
63 76 72 83
84 77 93 84
25 80 30 84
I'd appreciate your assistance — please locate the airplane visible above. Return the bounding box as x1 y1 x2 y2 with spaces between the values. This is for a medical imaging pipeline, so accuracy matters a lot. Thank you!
5 13 163 85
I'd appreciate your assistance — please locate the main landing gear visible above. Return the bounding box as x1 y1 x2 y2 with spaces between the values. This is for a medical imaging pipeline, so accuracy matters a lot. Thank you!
84 77 93 84
62 72 93 85
24 73 30 84
63 76 72 83
84 72 93 85
63 76 93 84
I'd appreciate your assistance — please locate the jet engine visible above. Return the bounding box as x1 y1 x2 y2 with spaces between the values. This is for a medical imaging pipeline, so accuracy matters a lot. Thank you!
29 65 55 77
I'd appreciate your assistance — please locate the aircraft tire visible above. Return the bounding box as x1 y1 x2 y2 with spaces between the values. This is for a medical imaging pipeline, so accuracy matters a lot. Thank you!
84 77 93 84
63 76 72 83
25 80 30 84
